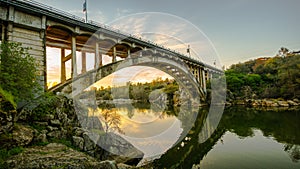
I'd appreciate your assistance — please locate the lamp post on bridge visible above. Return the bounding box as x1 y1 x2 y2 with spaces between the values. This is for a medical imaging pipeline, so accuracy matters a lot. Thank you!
187 44 191 57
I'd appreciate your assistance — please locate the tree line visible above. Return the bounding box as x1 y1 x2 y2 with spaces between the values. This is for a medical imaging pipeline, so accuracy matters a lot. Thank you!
225 47 300 100
94 77 179 103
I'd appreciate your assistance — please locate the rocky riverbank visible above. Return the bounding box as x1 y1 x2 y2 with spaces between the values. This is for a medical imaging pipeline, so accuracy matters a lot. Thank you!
227 98 300 107
0 95 141 168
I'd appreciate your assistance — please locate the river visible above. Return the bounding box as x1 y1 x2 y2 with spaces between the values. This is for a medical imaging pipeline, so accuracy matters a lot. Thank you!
94 103 300 168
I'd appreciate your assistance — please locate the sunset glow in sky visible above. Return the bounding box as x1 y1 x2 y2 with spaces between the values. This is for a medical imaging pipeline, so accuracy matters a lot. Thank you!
43 0 300 88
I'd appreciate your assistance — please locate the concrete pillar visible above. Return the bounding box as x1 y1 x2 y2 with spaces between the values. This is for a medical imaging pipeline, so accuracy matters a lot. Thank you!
71 35 77 77
202 69 206 93
7 6 14 41
1 24 4 42
95 42 99 69
82 52 86 73
139 51 143 57
197 67 201 84
7 23 13 41
112 46 116 63
94 42 102 68
127 48 131 58
61 48 66 82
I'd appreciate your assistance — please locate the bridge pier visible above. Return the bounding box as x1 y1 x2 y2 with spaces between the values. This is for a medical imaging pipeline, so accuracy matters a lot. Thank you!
94 42 101 68
202 69 207 93
82 52 87 73
61 49 66 83
112 46 116 63
127 48 131 58
71 35 77 77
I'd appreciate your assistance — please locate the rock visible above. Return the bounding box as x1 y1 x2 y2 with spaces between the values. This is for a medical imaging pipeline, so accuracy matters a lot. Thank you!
72 136 84 150
40 114 54 121
235 100 245 105
86 116 104 130
4 143 118 169
277 101 289 107
74 127 87 137
47 126 58 131
33 121 48 126
47 131 61 138
262 100 278 107
12 125 34 147
36 133 48 143
287 100 299 106
97 132 144 165
83 132 97 151
50 119 61 126
0 109 16 134
118 163 135 169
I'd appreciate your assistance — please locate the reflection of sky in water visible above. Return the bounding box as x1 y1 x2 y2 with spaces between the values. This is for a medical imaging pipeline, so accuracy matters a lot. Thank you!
95 107 183 159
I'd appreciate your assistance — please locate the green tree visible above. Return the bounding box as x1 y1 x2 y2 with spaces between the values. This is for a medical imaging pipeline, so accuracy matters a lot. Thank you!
0 42 39 104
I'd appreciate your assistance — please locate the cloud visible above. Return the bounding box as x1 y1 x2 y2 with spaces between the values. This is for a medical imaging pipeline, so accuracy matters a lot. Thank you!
108 13 220 67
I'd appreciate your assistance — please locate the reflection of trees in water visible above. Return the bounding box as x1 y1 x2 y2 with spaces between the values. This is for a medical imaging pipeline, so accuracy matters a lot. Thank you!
285 144 300 163
152 107 300 168
99 109 124 134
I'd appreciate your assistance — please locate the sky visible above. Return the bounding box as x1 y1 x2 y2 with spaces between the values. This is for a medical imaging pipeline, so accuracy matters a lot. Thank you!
40 0 300 87
39 0 300 66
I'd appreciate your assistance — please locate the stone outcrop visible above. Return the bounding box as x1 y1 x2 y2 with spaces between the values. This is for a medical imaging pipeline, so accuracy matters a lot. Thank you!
0 95 142 168
13 96 143 166
5 143 118 169
232 99 300 107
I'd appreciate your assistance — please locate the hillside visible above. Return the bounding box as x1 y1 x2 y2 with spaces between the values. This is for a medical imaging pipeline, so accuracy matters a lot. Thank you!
225 48 300 100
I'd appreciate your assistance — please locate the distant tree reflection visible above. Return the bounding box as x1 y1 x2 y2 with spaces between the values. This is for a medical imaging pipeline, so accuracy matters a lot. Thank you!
285 144 300 163
99 109 124 134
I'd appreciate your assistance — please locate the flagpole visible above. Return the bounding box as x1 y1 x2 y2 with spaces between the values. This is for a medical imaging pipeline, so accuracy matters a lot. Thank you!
85 0 87 23
83 0 88 23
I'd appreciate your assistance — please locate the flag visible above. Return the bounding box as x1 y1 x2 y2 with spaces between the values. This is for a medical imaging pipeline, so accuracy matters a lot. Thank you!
83 0 87 12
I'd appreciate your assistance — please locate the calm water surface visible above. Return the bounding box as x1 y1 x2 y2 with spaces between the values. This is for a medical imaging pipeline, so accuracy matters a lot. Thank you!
96 104 300 169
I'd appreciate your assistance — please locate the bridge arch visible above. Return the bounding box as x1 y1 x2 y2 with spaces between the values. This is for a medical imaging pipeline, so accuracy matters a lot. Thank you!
53 54 206 102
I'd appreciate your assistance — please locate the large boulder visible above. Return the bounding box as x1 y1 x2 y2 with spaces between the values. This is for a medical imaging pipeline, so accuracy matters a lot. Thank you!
97 132 144 165
1 124 34 149
277 101 289 107
12 125 34 147
5 143 118 169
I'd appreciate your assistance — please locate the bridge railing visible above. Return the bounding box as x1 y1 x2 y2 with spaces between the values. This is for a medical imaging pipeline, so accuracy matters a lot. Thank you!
15 0 221 72
18 0 85 22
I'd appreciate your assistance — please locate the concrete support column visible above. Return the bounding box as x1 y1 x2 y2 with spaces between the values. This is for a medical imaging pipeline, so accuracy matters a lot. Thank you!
1 24 4 41
82 52 86 73
199 68 203 88
7 6 14 41
71 35 77 77
197 67 201 84
95 43 99 68
94 42 102 68
127 48 131 58
139 51 143 57
7 23 13 41
61 48 66 82
112 46 116 63
202 69 206 93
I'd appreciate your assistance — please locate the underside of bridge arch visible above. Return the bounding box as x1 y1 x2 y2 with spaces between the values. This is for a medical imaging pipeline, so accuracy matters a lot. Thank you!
52 54 206 101
46 26 72 49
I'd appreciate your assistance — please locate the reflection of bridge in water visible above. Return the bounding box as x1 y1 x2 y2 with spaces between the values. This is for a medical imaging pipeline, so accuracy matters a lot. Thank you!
0 0 223 99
